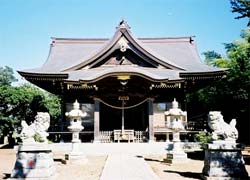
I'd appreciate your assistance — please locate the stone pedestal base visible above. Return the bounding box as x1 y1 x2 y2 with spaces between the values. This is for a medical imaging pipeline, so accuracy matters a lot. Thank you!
202 142 248 180
93 139 101 143
65 142 87 164
164 141 188 164
148 139 155 143
65 152 88 164
164 150 188 164
10 144 55 179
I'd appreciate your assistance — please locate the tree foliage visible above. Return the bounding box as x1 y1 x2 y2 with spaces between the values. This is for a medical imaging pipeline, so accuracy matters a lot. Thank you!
0 66 17 85
230 0 250 26
202 51 229 68
189 28 250 143
0 67 61 142
195 131 212 149
202 50 222 61
226 28 250 103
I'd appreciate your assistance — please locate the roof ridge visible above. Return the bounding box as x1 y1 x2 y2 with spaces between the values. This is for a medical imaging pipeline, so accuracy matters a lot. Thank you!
51 37 109 41
51 36 195 44
51 36 194 40
139 36 194 40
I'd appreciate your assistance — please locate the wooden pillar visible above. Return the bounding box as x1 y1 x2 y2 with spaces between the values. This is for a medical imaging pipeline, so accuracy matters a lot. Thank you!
59 94 66 143
166 132 170 142
94 99 100 143
148 98 154 142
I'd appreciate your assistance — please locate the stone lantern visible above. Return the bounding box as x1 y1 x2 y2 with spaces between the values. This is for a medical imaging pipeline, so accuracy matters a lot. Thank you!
65 100 87 143
164 98 188 163
165 98 187 141
65 100 87 163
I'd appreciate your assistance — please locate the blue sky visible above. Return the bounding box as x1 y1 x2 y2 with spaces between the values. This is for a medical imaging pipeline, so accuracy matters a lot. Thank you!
0 0 248 82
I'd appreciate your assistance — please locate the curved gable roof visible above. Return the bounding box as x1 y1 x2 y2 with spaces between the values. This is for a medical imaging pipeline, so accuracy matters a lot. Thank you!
34 21 210 71
63 21 184 71
19 20 225 82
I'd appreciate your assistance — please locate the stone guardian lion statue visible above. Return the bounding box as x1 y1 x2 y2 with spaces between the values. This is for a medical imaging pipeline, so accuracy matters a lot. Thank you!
208 111 238 142
20 112 50 144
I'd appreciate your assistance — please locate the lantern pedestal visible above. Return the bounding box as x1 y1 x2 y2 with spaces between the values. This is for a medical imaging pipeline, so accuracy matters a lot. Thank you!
65 142 87 164
164 131 188 164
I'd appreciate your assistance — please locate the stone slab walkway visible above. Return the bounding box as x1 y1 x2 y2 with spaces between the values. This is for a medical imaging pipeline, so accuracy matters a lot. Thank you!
100 153 160 180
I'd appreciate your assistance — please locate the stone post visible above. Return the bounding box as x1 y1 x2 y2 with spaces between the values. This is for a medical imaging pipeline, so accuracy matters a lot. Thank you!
94 99 100 143
148 99 154 142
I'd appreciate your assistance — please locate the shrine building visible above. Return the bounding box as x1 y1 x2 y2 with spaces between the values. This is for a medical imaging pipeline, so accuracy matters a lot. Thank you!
19 20 226 143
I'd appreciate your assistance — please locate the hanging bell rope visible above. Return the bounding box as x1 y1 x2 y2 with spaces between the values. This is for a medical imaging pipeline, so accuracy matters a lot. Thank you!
94 97 150 110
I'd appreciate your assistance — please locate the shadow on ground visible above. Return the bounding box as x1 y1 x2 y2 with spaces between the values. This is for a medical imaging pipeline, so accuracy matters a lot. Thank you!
54 158 67 165
2 173 11 179
164 170 202 179
243 155 250 165
187 151 204 160
144 158 163 163
0 144 14 149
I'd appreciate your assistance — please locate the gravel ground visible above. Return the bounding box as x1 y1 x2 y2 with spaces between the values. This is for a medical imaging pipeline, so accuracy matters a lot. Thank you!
53 151 107 180
0 148 16 179
1 147 249 180
0 148 106 180
145 153 250 180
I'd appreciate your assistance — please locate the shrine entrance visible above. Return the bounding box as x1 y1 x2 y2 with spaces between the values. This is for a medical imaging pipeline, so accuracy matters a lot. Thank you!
98 97 150 143
100 100 148 131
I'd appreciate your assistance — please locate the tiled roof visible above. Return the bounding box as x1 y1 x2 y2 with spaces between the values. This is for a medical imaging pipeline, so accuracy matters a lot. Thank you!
19 20 225 81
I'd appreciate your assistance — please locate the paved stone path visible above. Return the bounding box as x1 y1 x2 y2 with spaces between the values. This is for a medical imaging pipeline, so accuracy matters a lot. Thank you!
100 153 160 180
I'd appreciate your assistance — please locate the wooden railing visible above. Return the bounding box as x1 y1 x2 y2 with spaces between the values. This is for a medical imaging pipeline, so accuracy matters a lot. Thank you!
134 131 146 143
114 130 135 143
48 129 147 143
100 131 112 143
99 131 146 143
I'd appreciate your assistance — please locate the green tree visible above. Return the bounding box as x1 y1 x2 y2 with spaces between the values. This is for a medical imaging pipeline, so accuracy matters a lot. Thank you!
202 51 229 68
189 28 250 144
0 84 61 143
0 66 17 85
203 50 222 61
230 0 250 26
0 67 61 144
225 28 250 113
43 92 61 123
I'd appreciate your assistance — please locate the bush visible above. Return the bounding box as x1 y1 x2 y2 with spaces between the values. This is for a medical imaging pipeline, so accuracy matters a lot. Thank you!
33 133 44 143
195 131 212 149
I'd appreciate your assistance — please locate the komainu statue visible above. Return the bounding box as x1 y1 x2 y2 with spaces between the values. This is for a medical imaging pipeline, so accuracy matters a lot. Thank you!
20 112 50 144
208 111 238 142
